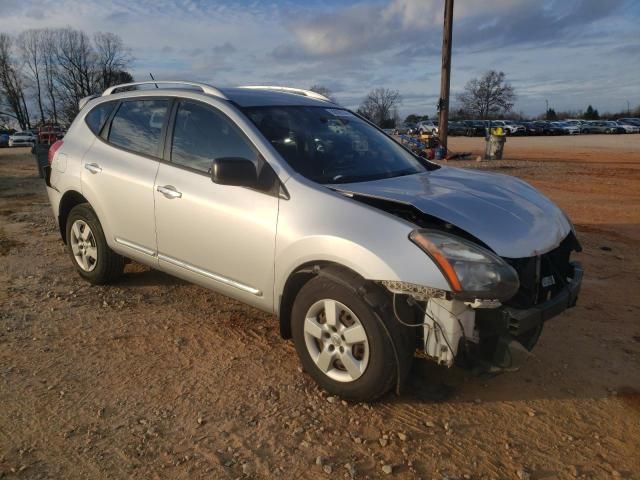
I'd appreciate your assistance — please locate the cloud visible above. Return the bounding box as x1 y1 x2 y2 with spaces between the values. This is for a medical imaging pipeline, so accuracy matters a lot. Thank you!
0 0 638 116
278 0 628 60
212 41 236 55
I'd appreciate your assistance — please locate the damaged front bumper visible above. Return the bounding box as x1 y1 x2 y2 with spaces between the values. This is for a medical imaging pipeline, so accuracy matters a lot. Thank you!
471 261 584 370
386 262 584 371
481 261 583 338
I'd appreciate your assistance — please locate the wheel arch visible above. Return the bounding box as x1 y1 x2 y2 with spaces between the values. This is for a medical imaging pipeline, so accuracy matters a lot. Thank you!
280 261 415 396
58 190 89 244
278 261 350 339
278 261 392 340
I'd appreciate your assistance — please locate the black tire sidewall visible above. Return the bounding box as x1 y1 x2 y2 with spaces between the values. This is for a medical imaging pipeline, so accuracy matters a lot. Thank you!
65 204 120 285
291 277 397 401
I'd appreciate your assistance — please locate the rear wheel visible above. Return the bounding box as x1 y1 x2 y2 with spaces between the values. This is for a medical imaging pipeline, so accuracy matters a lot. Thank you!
291 276 413 402
66 204 124 284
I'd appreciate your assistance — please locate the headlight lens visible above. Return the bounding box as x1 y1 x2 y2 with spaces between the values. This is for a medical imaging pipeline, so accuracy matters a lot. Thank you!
409 229 519 301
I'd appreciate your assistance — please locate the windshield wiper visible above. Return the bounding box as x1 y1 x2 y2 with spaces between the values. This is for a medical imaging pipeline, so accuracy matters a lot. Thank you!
328 169 420 185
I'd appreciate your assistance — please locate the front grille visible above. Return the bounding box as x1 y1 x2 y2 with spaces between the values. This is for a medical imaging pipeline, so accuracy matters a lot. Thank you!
503 233 576 309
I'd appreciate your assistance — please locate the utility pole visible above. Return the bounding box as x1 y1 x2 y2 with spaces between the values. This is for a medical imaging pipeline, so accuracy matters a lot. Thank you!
438 0 454 151
545 99 549 116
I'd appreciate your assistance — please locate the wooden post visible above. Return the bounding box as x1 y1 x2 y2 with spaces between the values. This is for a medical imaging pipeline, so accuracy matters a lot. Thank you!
438 0 454 151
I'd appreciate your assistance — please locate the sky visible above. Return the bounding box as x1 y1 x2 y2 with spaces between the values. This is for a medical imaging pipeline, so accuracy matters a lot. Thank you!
1 0 639 118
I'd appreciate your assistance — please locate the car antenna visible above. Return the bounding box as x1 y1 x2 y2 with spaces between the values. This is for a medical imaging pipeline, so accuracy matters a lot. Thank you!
149 73 159 89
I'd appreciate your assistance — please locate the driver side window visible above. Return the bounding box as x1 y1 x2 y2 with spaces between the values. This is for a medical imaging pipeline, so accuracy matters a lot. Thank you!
171 101 257 173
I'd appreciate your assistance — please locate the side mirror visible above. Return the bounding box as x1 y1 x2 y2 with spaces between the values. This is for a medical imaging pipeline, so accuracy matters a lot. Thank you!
211 157 258 188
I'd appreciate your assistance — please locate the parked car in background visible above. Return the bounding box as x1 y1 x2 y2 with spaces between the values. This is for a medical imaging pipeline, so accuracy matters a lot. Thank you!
576 121 594 134
393 123 416 135
489 120 525 135
44 80 583 401
462 120 486 136
37 124 65 145
581 121 623 134
617 118 640 127
551 121 580 135
447 121 467 136
614 121 639 134
532 121 564 135
8 131 37 147
416 120 438 135
0 133 10 147
522 122 544 135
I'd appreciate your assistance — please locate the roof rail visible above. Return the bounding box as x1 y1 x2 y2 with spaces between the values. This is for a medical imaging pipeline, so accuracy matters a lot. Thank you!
238 85 332 102
79 94 99 110
102 81 228 100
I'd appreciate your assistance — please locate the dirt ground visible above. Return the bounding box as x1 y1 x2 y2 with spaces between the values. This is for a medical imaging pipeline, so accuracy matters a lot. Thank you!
1 135 639 480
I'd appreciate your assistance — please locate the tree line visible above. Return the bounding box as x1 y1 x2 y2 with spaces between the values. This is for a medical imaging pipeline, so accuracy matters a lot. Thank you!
340 70 638 127
319 71 518 128
0 28 133 130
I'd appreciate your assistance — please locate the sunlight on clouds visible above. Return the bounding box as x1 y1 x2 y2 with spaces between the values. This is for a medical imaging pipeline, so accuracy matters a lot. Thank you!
1 0 637 115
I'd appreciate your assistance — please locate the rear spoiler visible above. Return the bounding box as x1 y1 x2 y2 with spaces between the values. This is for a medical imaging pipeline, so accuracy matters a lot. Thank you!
78 94 99 111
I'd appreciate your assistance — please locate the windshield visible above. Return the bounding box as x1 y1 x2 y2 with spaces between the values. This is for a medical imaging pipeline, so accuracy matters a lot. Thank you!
243 106 429 184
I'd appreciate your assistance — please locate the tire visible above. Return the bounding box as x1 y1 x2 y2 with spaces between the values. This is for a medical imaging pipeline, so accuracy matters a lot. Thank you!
291 275 413 402
65 203 124 285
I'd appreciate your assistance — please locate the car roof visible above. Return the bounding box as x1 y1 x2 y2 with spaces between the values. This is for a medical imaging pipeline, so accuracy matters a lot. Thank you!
95 83 336 109
219 87 332 108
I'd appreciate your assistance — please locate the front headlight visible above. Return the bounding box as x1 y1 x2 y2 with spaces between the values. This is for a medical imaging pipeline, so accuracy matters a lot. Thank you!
409 229 519 301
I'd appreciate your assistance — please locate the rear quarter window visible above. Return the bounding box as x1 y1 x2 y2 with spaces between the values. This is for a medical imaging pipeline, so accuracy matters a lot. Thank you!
85 102 116 135
107 99 169 157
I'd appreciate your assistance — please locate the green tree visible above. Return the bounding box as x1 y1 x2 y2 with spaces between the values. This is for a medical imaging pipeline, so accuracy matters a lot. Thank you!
404 114 420 124
546 108 557 120
583 105 600 120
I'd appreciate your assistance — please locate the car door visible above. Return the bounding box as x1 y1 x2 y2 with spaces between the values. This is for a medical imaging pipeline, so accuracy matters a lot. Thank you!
153 99 279 311
81 98 170 264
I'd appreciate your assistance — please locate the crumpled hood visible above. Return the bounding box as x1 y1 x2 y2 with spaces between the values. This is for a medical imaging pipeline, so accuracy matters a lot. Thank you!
332 166 570 258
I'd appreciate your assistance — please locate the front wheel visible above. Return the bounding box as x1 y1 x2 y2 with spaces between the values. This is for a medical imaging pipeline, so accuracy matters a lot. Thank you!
66 203 124 284
291 276 413 402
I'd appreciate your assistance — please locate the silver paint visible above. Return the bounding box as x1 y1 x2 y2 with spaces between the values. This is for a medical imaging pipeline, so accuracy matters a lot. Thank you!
46 82 575 318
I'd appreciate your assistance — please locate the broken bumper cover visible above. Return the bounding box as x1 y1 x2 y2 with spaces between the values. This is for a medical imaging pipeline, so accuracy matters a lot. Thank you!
503 261 583 336
468 262 583 371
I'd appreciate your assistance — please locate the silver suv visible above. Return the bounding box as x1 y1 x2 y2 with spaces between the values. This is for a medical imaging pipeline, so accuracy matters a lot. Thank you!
45 81 583 401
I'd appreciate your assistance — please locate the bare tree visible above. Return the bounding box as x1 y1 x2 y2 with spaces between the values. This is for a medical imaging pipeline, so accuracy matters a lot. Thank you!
41 29 59 123
0 34 30 130
17 29 45 123
456 71 515 119
93 32 132 91
50 28 133 121
356 88 401 127
53 28 97 121
2 28 133 126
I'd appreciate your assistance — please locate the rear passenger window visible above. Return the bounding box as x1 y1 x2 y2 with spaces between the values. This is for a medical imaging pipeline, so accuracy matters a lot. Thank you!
108 100 169 157
171 101 257 173
85 102 115 135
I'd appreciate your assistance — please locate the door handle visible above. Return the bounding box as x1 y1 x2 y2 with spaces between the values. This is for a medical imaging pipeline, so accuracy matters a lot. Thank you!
157 185 182 199
85 163 102 174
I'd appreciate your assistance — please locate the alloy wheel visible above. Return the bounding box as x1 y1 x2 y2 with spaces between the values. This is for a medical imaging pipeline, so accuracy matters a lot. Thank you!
303 299 370 382
69 219 98 272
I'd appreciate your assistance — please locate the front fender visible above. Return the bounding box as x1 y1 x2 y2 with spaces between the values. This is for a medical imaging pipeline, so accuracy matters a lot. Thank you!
274 177 451 308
